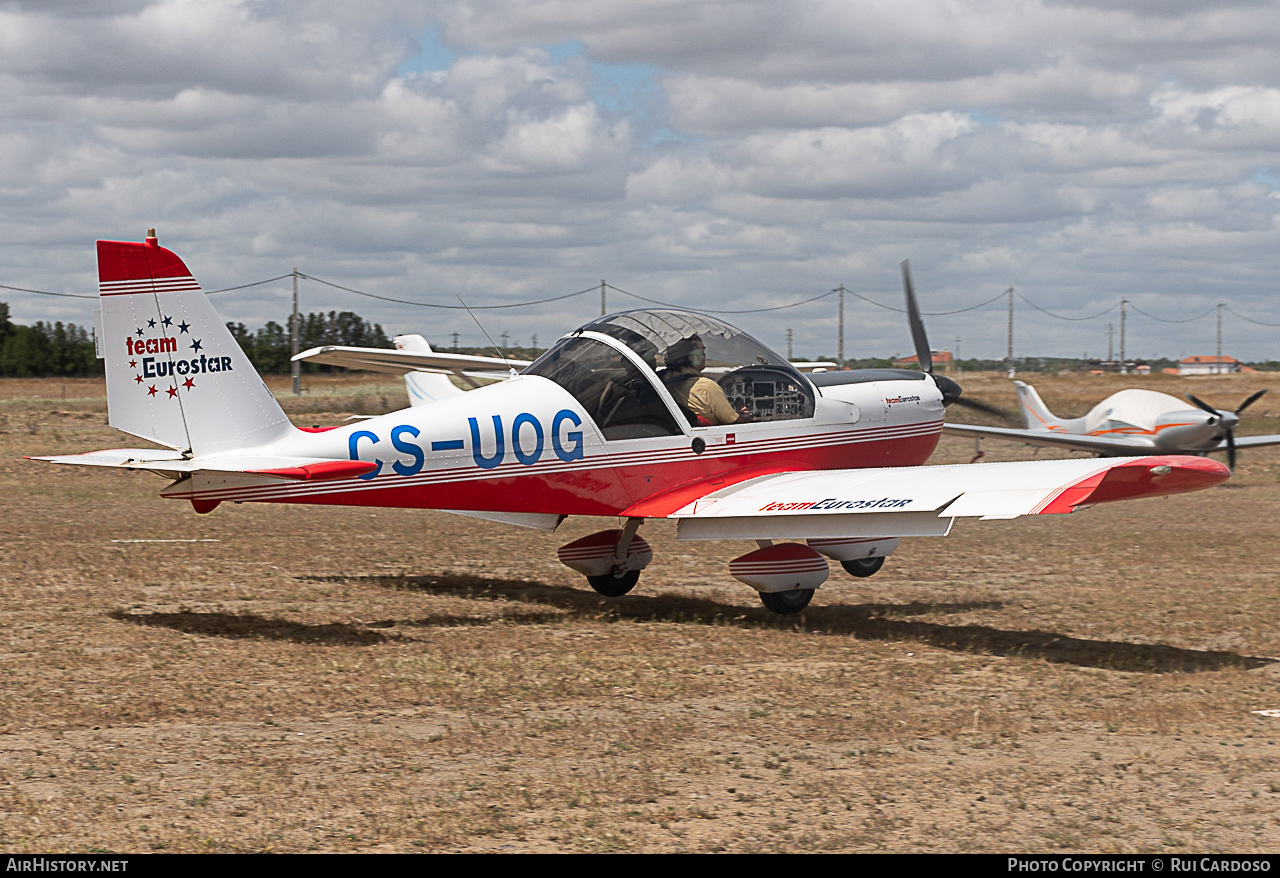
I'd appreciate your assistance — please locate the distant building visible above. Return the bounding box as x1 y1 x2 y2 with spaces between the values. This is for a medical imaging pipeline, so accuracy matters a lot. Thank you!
1179 355 1240 375
1076 359 1146 374
893 350 953 370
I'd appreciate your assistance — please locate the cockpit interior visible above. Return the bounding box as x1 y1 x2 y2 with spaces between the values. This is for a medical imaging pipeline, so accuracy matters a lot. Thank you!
524 309 816 439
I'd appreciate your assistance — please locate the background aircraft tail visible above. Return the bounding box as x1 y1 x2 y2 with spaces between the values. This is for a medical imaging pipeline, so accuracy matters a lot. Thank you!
97 231 294 456
394 334 464 405
1013 380 1066 431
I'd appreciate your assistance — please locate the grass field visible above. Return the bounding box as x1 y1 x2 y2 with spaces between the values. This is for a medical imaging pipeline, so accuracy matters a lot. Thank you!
2 372 1279 852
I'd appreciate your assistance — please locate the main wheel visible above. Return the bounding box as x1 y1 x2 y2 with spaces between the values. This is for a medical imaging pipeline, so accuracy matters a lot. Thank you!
841 556 885 578
759 588 814 615
587 568 641 597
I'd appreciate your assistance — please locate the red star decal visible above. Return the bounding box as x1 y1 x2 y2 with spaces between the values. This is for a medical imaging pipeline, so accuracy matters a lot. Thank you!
129 360 137 369
166 385 178 398
147 385 158 396
135 374 144 384
183 377 195 390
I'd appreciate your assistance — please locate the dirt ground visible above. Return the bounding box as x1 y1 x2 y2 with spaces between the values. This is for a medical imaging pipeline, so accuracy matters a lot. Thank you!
2 372 1280 853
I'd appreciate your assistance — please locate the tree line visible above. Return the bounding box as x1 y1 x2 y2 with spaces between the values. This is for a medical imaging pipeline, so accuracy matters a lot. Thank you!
225 310 392 373
0 302 392 376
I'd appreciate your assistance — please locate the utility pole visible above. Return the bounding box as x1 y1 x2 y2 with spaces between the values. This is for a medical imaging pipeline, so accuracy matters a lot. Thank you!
1119 299 1128 375
1216 302 1223 372
451 331 460 351
600 279 606 317
835 284 845 368
786 328 793 361
954 336 961 375
500 331 509 354
532 334 538 354
290 267 300 396
1107 323 1113 365
1006 286 1015 378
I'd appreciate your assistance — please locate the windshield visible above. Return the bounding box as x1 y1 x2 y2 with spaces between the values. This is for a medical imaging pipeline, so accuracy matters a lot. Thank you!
523 336 684 440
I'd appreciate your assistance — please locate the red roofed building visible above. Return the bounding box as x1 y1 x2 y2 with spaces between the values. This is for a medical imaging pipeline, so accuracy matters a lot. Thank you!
1179 355 1240 375
893 350 954 370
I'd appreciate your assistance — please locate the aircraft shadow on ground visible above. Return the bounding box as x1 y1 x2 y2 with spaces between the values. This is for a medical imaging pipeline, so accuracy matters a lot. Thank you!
108 609 396 646
286 572 1275 674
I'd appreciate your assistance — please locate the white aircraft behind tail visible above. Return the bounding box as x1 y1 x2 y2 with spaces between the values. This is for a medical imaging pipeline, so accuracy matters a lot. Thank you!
944 380 1278 469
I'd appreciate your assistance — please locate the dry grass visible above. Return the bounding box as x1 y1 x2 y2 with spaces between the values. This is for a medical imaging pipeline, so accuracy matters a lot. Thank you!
2 373 1279 852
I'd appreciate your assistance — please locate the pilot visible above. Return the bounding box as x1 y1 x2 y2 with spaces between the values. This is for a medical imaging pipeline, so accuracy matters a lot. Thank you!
661 335 752 426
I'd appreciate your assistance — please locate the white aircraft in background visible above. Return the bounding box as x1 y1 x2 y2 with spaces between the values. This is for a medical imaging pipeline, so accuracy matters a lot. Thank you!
944 381 1279 469
33 233 1230 614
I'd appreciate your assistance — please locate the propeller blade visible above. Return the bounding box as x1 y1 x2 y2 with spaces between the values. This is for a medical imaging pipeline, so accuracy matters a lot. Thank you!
1185 393 1220 421
901 260 931 375
1236 389 1268 414
1227 429 1237 472
952 395 1018 421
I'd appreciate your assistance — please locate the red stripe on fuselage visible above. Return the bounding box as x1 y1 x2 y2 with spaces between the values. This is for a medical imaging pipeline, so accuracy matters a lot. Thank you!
162 428 942 517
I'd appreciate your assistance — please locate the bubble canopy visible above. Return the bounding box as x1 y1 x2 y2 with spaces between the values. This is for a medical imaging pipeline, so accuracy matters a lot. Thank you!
574 309 797 374
523 310 815 439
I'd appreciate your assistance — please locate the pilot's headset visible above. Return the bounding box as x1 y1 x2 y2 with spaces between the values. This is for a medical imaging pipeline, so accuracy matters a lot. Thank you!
668 335 706 370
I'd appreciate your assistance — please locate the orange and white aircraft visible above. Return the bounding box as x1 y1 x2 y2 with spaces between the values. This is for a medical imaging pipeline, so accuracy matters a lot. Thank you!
34 233 1230 613
945 381 1279 470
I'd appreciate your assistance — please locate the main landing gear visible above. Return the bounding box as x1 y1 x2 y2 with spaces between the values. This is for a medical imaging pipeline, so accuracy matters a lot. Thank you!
557 519 652 599
556 524 900 615
758 588 814 615
840 556 885 578
586 568 641 597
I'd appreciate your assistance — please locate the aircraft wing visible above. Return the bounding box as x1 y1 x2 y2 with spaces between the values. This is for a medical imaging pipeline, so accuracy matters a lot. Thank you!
293 345 531 379
942 422 1155 455
639 455 1227 540
1214 434 1280 451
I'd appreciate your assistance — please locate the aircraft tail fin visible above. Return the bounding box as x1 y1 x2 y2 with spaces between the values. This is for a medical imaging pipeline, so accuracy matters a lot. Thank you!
394 334 464 405
1013 380 1064 431
97 231 294 456
393 333 433 353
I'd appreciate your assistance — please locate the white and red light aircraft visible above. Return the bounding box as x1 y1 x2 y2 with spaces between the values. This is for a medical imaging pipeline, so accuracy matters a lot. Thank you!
35 233 1230 614
944 381 1280 470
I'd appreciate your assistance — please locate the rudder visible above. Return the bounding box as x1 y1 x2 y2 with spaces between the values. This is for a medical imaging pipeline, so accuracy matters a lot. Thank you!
97 231 293 455
1013 380 1063 431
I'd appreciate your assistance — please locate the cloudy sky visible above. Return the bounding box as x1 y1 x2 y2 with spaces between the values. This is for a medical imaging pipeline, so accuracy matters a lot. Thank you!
2 0 1278 362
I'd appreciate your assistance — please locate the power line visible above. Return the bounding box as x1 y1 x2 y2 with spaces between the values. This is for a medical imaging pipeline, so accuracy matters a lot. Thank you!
297 273 597 310
1015 291 1120 321
1127 302 1218 324
1223 305 1280 328
0 283 94 300
4 271 1280 335
206 274 295 295
605 283 836 314
849 288 1008 316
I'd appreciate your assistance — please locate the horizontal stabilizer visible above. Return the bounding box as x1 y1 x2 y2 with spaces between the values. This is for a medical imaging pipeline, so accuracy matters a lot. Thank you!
33 449 376 481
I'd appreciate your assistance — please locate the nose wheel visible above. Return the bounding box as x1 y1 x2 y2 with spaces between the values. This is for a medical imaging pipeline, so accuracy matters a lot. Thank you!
586 567 641 597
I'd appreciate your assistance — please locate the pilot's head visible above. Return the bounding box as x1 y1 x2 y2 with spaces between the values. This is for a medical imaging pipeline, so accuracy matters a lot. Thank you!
667 335 706 371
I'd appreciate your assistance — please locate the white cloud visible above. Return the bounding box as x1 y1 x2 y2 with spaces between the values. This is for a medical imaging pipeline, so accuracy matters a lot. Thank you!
0 0 1277 362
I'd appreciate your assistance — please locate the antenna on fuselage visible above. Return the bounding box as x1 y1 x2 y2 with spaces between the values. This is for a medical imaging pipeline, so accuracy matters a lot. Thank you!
457 296 515 374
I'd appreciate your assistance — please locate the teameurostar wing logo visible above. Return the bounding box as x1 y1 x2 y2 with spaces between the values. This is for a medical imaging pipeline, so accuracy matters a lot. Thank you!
124 313 234 399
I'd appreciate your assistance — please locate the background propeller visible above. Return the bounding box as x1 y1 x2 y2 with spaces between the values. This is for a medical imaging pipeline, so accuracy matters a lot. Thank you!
1185 389 1268 471
900 260 1013 421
